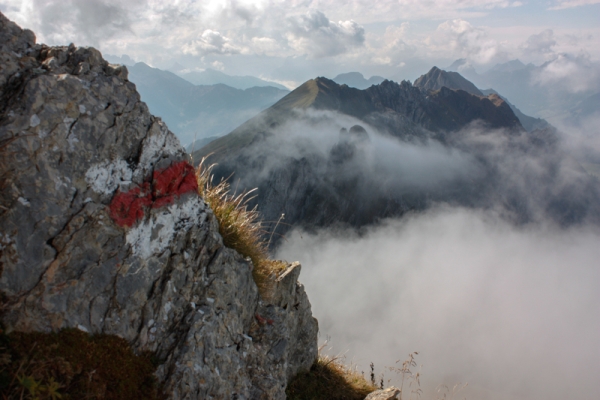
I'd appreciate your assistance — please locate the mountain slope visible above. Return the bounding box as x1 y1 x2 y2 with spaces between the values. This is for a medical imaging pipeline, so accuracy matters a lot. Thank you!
332 72 386 89
187 76 600 247
175 67 288 90
481 89 551 132
128 62 289 145
447 57 600 123
414 66 483 96
194 73 599 246
198 76 521 162
413 66 551 133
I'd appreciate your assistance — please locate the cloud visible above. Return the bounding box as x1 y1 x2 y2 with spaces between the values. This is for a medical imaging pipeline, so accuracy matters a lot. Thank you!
428 19 506 64
182 29 240 56
306 0 524 23
276 207 600 400
521 29 557 57
549 0 600 10
226 109 482 197
286 9 365 58
532 53 600 93
3 0 598 84
4 0 133 46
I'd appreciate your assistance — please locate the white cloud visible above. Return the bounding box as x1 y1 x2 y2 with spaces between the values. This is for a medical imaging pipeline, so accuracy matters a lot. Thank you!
2 0 598 81
306 0 524 23
520 29 557 58
277 207 600 400
549 0 600 10
533 53 600 93
427 19 506 64
286 9 365 58
3 0 134 46
182 29 240 56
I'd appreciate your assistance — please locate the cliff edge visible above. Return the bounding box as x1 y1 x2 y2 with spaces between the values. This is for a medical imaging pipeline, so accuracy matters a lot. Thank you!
0 12 317 399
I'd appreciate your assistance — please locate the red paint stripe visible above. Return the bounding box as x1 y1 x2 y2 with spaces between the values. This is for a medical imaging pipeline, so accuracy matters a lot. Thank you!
108 161 198 227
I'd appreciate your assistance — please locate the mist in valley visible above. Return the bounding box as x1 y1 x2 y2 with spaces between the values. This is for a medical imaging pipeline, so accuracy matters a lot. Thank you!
276 206 600 400
261 113 600 400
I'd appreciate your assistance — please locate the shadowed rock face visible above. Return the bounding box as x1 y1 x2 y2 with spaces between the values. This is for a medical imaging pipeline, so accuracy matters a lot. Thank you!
0 12 317 400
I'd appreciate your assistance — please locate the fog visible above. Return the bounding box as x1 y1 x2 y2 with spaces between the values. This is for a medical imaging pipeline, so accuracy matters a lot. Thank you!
224 108 600 239
248 111 600 399
208 104 600 399
276 207 600 400
235 109 481 194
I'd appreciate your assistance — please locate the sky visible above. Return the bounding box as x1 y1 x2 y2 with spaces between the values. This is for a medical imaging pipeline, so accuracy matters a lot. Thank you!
1 0 599 86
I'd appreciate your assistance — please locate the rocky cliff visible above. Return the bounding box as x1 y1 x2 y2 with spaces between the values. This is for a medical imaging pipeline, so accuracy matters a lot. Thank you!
0 12 317 399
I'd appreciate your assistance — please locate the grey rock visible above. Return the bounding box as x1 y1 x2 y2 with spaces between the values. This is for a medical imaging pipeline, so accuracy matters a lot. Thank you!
414 66 484 97
0 12 317 399
364 386 401 400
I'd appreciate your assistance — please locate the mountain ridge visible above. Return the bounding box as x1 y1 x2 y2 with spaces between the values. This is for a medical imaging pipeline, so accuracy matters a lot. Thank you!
174 67 289 90
128 62 289 145
197 75 522 163
414 66 551 132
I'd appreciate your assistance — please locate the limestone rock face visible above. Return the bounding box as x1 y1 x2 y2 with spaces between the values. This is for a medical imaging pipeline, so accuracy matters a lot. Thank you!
0 12 317 399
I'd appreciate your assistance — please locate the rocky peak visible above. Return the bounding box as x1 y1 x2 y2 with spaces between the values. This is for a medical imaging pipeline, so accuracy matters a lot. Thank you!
414 66 484 96
0 12 317 399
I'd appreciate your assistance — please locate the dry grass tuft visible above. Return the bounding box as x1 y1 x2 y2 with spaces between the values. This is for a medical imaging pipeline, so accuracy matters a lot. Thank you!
196 158 286 297
286 346 377 400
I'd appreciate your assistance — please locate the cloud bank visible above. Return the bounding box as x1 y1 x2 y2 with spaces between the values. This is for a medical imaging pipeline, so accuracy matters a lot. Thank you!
277 207 600 400
3 0 598 82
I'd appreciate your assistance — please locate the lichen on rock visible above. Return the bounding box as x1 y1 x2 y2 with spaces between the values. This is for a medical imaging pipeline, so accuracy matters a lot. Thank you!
0 12 317 399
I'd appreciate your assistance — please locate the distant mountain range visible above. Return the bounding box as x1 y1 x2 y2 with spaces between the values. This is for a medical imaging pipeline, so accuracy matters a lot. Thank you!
411 66 550 133
127 62 289 145
171 66 289 91
447 57 600 124
332 72 385 89
192 67 600 246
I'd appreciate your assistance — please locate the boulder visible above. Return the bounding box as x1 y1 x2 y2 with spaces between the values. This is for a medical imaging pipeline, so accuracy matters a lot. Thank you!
364 386 401 400
0 12 317 399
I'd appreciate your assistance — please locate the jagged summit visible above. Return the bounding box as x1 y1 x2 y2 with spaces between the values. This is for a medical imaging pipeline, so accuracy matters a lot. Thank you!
197 75 521 163
414 66 483 96
413 66 554 133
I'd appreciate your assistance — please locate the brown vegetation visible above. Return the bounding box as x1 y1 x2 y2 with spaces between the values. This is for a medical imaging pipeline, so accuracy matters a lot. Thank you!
0 327 162 400
286 351 377 400
195 157 287 298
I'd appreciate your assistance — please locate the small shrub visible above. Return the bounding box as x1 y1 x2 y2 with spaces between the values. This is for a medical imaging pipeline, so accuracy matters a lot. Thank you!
196 158 286 298
286 351 377 400
0 327 163 400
